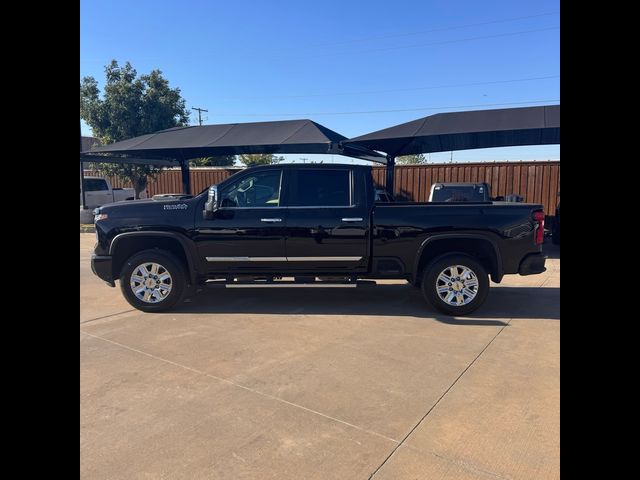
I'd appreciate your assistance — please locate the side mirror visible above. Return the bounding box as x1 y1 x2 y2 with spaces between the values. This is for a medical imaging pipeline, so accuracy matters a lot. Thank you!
203 185 218 220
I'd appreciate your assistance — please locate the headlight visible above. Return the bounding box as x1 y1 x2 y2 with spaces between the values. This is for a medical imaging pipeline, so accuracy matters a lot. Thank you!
94 213 108 222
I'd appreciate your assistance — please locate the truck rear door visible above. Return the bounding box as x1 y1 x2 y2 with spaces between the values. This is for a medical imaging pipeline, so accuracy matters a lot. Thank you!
283 167 369 272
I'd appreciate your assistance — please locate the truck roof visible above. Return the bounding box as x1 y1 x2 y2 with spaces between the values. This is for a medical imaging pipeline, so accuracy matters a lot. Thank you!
242 163 373 171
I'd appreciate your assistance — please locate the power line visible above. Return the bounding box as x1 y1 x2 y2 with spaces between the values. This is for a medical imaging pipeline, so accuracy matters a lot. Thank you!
215 74 559 101
211 99 560 118
263 26 559 62
310 11 560 48
302 26 559 59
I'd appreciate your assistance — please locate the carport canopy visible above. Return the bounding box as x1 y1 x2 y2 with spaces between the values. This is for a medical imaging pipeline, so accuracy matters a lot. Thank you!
342 104 559 195
83 118 386 161
344 105 560 157
80 119 386 198
80 105 559 200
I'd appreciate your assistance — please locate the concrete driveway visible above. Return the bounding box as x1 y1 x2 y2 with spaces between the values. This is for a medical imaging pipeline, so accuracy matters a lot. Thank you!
80 233 559 479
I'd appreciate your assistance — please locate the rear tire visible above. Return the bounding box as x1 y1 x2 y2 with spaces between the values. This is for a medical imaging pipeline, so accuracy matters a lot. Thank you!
421 254 489 316
119 249 186 312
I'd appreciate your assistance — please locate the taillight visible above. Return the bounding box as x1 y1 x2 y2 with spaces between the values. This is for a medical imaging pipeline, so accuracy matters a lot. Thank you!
533 210 545 245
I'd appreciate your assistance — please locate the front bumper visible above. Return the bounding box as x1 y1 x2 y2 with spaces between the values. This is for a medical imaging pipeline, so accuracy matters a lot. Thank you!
91 255 115 287
518 252 547 276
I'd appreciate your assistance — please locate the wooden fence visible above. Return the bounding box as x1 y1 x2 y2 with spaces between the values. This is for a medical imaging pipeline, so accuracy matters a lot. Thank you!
91 161 560 215
371 161 560 214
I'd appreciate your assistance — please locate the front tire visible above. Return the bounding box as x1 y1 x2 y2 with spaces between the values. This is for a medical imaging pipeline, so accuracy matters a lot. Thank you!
119 249 186 312
421 254 489 316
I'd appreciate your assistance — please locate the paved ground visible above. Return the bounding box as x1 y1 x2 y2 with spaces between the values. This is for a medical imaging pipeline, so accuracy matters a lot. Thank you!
80 234 559 479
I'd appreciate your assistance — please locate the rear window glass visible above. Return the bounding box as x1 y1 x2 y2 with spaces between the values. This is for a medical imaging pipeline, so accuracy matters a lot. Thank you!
289 170 351 207
431 186 486 202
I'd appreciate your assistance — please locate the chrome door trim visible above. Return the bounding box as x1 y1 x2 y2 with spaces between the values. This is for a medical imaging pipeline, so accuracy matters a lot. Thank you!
206 256 287 262
206 256 362 262
287 256 363 261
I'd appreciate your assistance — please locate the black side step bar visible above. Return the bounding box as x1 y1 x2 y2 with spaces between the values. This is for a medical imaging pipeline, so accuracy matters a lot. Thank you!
202 278 376 289
226 283 358 288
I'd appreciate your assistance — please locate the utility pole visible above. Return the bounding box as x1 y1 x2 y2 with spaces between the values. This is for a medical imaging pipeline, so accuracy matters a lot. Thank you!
192 107 208 126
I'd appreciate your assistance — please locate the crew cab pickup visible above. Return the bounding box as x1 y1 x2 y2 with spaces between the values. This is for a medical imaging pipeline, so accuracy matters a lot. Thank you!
91 164 546 316
81 176 136 209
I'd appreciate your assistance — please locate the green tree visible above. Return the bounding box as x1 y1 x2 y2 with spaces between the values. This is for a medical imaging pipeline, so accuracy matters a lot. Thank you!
190 156 236 167
80 60 190 198
238 154 284 166
396 153 427 165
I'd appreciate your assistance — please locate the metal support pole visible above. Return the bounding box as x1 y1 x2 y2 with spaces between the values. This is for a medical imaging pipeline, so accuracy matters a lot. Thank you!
385 156 395 197
179 152 191 195
80 126 87 209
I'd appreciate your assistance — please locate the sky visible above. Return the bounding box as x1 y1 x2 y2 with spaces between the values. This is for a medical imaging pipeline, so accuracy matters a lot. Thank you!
80 0 560 163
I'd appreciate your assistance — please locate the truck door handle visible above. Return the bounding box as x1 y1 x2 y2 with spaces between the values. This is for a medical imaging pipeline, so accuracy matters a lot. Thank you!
260 218 282 223
342 217 363 222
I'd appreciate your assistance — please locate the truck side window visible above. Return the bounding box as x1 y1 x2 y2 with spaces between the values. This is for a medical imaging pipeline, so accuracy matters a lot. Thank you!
290 169 351 207
219 170 282 208
86 179 109 191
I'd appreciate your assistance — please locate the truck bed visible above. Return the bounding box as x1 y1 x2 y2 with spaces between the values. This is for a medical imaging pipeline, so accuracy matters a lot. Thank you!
372 202 544 279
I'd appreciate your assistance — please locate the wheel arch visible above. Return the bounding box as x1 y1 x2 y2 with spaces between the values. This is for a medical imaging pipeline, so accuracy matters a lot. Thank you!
413 233 503 285
109 231 197 285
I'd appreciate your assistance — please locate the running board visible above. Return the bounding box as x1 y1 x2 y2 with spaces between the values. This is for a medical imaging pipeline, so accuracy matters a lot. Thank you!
203 278 376 289
225 282 358 288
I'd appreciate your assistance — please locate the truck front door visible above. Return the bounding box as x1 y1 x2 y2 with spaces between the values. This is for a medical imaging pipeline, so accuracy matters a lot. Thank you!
283 167 369 273
193 168 286 273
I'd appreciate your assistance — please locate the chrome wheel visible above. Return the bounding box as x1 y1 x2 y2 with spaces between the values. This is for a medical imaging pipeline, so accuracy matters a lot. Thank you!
130 262 173 303
435 264 479 307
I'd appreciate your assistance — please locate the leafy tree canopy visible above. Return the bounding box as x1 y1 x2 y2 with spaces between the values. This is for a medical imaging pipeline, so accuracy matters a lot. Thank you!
396 153 427 165
238 154 284 166
80 60 190 198
190 156 236 167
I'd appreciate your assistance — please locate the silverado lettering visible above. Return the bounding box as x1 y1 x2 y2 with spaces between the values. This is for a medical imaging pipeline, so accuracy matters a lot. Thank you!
163 204 188 210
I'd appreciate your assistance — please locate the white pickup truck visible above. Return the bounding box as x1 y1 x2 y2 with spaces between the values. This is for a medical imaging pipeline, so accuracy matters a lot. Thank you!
80 176 136 208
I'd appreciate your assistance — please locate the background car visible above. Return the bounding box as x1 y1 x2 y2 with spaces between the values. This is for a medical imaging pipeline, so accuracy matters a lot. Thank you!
81 176 136 208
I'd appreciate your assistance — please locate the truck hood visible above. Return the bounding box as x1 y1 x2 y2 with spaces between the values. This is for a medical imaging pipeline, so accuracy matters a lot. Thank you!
95 195 202 228
96 195 197 212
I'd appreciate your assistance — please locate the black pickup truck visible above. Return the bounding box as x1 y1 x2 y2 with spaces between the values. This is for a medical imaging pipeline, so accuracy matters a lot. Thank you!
91 164 546 316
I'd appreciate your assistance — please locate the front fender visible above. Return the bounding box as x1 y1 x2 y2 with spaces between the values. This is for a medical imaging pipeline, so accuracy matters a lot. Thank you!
109 231 199 284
